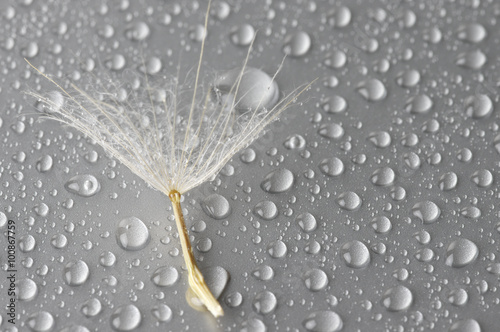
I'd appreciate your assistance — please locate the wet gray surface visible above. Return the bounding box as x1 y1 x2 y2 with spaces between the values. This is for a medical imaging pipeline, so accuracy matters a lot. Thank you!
1 0 499 331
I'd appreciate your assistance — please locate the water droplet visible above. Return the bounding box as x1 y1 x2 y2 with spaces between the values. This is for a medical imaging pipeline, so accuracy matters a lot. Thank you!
230 23 255 46
396 69 420 87
17 278 38 301
323 50 347 69
464 94 493 118
261 168 294 193
296 212 318 232
303 268 328 291
283 31 312 57
326 6 352 27
439 172 458 191
240 147 256 163
302 310 343 332
51 233 68 249
254 200 278 220
201 194 231 219
65 174 101 197
381 285 413 311
406 94 433 114
319 157 344 177
321 95 347 114
81 298 102 317
116 217 150 250
105 54 126 71
455 49 487 69
151 266 179 286
36 155 54 173
241 317 266 332
284 134 306 149
252 265 274 281
356 78 387 101
225 291 243 308
125 21 150 41
370 167 395 186
341 240 370 268
110 304 142 331
460 206 481 219
33 203 49 217
64 260 90 286
447 288 468 306
252 290 277 314
449 319 481 332
470 169 493 188
457 23 487 43
336 191 362 211
318 122 345 140
99 251 117 267
267 239 287 258
371 216 392 233
215 67 279 112
445 238 479 268
415 248 435 262
412 201 440 224
151 304 173 322
26 311 54 332
368 131 391 148
19 234 36 252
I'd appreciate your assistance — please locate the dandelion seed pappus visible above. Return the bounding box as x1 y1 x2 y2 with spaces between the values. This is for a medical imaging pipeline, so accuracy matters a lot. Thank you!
25 0 315 318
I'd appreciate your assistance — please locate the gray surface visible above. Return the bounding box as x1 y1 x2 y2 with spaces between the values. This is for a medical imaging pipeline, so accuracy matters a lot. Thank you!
1 0 499 331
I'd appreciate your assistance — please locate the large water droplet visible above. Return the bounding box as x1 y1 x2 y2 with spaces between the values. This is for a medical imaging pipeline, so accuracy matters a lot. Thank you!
370 167 395 186
65 174 101 197
283 31 312 57
439 172 458 191
336 191 362 211
81 298 102 317
215 67 278 111
252 290 277 314
319 157 344 177
455 50 487 69
302 310 343 332
267 239 287 258
151 304 173 322
470 169 493 188
254 200 278 220
449 319 481 332
381 285 413 311
303 268 328 291
151 266 179 286
201 194 231 219
464 94 493 118
412 201 440 224
116 217 150 251
26 311 55 332
17 278 38 301
296 212 318 232
110 304 142 331
356 78 387 101
457 23 487 43
445 238 479 268
261 168 294 193
341 240 370 268
406 94 433 114
64 260 90 286
318 123 345 140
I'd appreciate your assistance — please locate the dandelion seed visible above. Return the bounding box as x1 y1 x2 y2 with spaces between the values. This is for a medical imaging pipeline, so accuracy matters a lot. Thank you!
25 0 315 318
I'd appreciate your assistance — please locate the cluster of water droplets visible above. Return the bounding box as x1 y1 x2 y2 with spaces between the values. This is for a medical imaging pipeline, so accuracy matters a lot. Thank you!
2 0 499 331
